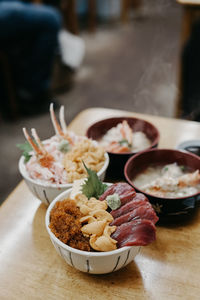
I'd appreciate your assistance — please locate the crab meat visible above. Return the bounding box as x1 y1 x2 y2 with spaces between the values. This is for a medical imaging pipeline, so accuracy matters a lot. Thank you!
50 103 74 145
23 128 54 168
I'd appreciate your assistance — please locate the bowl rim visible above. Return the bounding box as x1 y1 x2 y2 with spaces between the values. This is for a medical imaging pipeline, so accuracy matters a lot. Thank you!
86 116 160 156
176 139 200 150
45 187 133 257
124 148 200 201
18 151 109 188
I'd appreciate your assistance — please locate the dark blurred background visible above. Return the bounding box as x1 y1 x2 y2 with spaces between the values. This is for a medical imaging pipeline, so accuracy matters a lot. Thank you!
0 0 187 203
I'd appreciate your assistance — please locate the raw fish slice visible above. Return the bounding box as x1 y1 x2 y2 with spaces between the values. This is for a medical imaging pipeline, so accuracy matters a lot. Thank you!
110 203 159 226
111 219 156 247
111 193 148 219
99 183 136 206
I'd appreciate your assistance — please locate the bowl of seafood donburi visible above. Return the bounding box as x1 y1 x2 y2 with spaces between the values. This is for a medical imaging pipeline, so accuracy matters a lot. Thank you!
45 173 158 274
18 104 109 205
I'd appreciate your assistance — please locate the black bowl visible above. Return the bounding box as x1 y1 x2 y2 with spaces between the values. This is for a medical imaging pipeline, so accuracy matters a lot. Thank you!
86 117 160 180
124 148 200 223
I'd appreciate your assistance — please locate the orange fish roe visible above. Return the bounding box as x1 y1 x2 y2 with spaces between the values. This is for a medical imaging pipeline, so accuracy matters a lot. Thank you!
39 154 54 168
49 199 91 251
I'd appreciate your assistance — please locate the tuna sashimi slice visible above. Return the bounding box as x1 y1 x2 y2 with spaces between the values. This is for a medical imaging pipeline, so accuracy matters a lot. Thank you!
99 182 136 206
110 203 159 226
111 219 156 247
111 193 148 219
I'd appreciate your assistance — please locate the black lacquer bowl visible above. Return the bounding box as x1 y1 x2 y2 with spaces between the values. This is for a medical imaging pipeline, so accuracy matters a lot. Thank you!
124 148 200 223
86 117 160 180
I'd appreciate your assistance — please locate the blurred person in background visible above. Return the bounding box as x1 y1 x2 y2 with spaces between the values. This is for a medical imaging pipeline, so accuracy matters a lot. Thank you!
0 0 62 116
182 18 200 122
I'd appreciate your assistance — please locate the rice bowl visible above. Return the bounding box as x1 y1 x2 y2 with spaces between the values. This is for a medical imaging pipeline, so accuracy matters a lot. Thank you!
18 103 109 205
45 188 140 274
19 152 109 205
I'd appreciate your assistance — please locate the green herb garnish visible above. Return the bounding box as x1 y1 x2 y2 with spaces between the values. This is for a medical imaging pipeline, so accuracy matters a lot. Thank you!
58 140 71 153
17 141 33 163
119 139 131 148
164 167 169 172
180 165 185 171
81 162 108 199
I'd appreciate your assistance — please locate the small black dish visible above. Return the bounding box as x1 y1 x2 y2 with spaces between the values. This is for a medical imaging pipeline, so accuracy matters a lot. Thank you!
177 140 200 156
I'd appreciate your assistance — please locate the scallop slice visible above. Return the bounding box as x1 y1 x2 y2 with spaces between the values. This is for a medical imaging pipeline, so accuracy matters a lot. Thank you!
87 198 108 210
90 209 113 222
81 220 107 236
90 234 117 252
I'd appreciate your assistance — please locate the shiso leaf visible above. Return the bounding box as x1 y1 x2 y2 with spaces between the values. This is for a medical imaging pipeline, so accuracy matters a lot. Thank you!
16 141 33 163
81 162 108 199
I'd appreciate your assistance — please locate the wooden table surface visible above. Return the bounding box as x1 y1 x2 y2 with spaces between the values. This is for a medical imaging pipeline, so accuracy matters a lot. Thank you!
177 0 200 5
1 108 200 300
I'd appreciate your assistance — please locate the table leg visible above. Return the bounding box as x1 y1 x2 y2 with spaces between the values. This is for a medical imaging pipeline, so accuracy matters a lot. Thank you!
120 0 142 23
88 0 96 33
61 0 79 34
121 0 131 23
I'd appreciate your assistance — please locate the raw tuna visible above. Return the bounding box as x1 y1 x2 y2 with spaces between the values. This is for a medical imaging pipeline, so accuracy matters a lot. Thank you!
99 182 136 206
111 193 148 219
111 219 156 247
110 203 159 226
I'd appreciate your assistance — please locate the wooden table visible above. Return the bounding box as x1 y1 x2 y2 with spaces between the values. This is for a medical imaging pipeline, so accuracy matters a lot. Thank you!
1 108 200 300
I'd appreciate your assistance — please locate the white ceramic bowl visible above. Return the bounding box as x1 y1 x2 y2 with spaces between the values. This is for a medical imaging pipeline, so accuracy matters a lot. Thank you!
45 188 140 274
19 152 109 205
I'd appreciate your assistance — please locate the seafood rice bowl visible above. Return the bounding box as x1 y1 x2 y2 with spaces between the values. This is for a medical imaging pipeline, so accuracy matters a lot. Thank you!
86 117 159 177
18 104 109 205
125 148 200 222
45 178 158 274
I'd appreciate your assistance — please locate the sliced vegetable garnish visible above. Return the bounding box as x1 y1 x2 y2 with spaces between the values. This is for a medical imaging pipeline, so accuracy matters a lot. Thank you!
119 139 131 148
81 162 108 199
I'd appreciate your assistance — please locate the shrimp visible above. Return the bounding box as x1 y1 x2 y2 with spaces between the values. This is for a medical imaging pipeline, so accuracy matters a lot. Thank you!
178 170 200 187
106 141 130 153
144 186 167 197
120 120 133 146
23 128 54 168
50 103 74 145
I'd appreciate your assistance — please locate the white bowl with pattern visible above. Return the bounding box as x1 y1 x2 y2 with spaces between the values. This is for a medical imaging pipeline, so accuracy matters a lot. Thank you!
45 188 140 274
18 152 109 205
